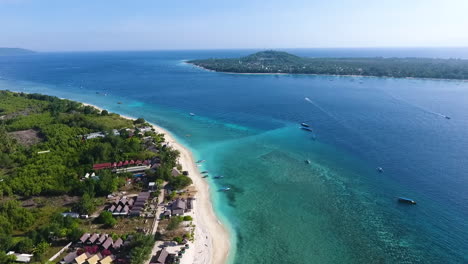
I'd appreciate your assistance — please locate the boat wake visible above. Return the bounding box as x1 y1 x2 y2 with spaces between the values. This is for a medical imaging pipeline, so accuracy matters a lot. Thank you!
379 90 450 120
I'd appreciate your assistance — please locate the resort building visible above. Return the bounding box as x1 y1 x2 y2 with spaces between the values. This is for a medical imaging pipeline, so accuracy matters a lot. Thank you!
150 249 169 264
6 251 33 263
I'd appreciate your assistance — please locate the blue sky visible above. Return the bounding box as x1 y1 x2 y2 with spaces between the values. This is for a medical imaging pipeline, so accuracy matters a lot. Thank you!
1 0 467 51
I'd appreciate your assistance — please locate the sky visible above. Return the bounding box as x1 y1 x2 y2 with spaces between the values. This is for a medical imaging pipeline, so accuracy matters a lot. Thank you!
1 0 468 51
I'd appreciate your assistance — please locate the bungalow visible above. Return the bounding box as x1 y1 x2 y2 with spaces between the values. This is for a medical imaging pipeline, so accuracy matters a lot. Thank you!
79 233 91 244
74 252 91 264
113 238 123 250
150 249 169 264
171 168 181 177
102 237 113 250
62 212 80 218
93 163 112 170
88 233 100 244
99 255 115 264
60 251 77 264
97 234 108 245
84 253 102 264
171 198 187 216
85 132 105 139
6 252 33 263
139 127 153 133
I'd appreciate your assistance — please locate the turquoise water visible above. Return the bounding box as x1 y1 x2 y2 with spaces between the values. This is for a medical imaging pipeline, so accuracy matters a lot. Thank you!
0 49 467 263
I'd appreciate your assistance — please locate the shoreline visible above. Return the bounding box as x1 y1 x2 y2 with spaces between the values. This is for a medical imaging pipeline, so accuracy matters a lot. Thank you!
186 62 468 82
82 103 231 264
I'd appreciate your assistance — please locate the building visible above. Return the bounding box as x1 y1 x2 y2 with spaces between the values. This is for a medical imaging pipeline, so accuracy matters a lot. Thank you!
6 252 33 263
171 198 187 216
171 168 181 177
61 251 77 264
92 163 112 170
84 253 102 264
85 132 105 139
150 249 169 264
62 212 80 218
88 233 100 244
99 255 115 264
113 238 123 250
74 252 91 264
101 237 113 250
130 192 151 216
80 233 91 244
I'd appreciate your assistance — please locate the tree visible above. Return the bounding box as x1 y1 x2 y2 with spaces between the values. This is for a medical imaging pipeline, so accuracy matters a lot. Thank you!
0 251 16 264
101 110 109 116
133 118 146 125
33 241 50 262
170 176 192 190
15 237 34 253
73 192 95 215
96 171 118 196
97 211 117 228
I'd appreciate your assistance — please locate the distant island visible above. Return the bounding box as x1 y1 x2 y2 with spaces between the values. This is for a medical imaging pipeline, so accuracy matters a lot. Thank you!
188 50 468 80
0 48 35 56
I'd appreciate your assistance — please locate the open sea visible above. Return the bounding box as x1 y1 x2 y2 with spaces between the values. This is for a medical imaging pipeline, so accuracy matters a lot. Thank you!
0 48 467 263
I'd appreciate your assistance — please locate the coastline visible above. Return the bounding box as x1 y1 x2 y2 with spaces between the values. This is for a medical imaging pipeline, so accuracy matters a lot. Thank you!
186 62 468 82
82 103 231 264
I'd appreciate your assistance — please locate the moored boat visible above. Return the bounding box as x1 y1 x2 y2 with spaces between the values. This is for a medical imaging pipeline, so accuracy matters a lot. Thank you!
398 197 416 204
301 122 310 127
214 175 224 179
377 167 384 173
220 187 231 191
196 160 206 163
300 127 313 132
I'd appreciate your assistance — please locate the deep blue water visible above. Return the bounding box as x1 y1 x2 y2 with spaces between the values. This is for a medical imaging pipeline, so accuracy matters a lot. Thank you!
0 48 467 263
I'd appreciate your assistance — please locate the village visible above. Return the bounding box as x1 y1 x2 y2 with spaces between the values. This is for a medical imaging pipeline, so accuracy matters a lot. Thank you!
5 123 198 264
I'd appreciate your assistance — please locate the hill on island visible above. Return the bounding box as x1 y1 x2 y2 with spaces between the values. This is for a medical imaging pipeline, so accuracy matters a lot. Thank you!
0 47 35 56
188 50 468 80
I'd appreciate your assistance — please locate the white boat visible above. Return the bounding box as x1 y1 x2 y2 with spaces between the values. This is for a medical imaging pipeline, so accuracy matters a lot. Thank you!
220 187 231 191
190 113 195 116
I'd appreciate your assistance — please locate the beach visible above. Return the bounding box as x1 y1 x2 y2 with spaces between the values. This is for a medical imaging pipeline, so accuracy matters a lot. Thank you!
82 103 230 264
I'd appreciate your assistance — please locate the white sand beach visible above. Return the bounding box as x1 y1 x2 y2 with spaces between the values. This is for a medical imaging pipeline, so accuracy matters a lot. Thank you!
82 103 230 264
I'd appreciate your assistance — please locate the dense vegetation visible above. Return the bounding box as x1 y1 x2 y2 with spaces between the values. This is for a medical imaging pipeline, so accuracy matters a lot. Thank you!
189 50 468 80
0 91 192 263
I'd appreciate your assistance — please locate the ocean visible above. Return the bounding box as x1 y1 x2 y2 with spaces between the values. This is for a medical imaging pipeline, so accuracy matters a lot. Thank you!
0 48 467 263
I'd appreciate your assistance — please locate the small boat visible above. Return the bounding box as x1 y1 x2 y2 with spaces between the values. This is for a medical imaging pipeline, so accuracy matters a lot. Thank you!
445 115 451 120
398 197 416 205
202 175 209 178
301 123 310 127
190 113 196 116
196 160 206 164
377 167 384 173
300 127 313 132
117 102 123 104
220 187 231 191
214 175 224 179
305 159 311 164
201 171 209 174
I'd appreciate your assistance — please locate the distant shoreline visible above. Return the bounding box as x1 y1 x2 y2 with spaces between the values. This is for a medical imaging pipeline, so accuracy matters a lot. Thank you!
185 62 468 82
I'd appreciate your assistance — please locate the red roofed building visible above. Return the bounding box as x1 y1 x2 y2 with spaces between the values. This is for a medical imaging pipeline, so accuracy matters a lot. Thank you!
129 160 135 165
93 163 112 170
136 160 142 165
117 161 123 167
123 160 129 166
